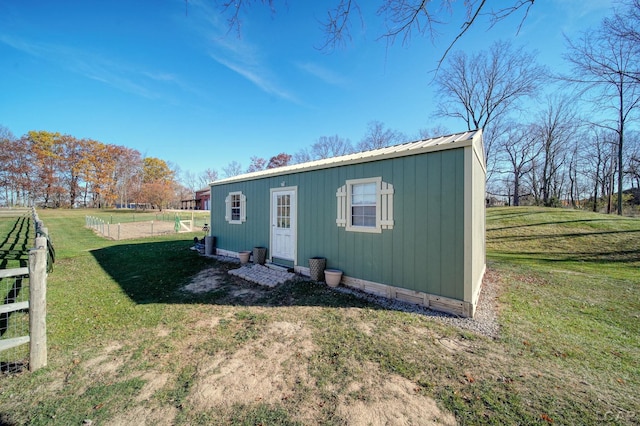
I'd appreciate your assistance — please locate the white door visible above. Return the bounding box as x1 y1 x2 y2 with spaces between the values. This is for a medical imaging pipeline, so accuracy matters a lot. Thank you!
271 189 296 261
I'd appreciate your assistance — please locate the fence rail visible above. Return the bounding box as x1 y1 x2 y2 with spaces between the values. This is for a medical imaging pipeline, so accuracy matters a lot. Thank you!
0 208 51 373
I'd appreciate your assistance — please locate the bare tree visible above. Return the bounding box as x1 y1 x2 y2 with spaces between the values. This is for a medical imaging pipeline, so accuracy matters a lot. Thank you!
293 147 312 164
246 156 267 173
434 40 547 171
581 127 616 212
531 96 580 207
222 161 243 178
497 123 539 206
182 170 198 193
563 5 640 214
566 140 581 208
311 135 353 159
625 131 640 189
418 125 450 140
357 120 406 151
604 0 640 83
208 1 535 65
199 168 219 187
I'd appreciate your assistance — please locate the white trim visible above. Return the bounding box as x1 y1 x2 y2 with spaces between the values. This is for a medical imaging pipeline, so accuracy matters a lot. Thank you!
226 191 246 224
270 186 298 264
339 177 394 233
380 181 395 229
336 185 347 227
346 177 381 233
464 146 472 302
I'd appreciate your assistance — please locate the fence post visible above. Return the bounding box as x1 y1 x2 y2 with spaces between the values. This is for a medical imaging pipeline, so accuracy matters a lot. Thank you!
29 236 48 371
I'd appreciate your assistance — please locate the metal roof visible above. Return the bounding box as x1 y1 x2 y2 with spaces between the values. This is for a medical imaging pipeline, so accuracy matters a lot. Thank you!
212 129 482 186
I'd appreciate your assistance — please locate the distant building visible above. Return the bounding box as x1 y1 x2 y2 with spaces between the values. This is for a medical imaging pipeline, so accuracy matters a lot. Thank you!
181 187 211 210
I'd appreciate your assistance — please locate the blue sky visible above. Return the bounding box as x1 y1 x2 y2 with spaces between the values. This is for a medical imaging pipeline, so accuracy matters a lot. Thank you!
0 0 614 180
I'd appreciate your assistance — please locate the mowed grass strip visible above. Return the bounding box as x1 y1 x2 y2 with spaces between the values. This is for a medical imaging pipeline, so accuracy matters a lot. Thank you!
0 207 637 425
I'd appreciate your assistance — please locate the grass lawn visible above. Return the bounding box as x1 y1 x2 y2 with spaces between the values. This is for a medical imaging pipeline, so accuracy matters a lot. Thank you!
0 206 638 425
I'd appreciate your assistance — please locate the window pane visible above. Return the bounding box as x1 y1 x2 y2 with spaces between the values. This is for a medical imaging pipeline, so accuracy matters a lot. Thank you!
276 194 291 228
363 215 376 227
350 182 377 228
352 206 376 227
352 183 376 205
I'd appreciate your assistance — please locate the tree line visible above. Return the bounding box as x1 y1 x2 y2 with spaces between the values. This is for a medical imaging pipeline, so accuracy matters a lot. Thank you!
0 120 438 210
0 129 181 210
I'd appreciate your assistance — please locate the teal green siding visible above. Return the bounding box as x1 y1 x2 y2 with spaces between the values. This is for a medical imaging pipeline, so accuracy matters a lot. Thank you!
211 148 466 300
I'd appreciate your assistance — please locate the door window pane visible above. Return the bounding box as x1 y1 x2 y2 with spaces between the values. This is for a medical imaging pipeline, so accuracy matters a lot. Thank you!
277 194 290 228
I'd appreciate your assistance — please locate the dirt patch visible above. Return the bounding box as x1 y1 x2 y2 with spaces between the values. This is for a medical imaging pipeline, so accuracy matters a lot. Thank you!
188 320 316 411
91 220 179 240
336 363 457 425
83 343 125 376
107 405 178 426
135 372 171 402
182 266 271 304
182 268 224 293
437 337 475 354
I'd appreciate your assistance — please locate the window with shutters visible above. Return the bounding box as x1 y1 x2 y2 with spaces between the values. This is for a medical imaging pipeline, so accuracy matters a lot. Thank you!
336 177 394 233
225 191 246 224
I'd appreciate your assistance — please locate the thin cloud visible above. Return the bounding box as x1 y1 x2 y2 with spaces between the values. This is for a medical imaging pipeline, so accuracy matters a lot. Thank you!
208 52 299 103
0 34 191 100
550 0 614 33
295 61 349 87
185 0 301 103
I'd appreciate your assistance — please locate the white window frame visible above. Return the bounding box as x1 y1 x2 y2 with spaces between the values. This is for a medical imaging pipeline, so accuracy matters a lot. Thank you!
225 191 246 224
337 177 394 233
346 177 381 233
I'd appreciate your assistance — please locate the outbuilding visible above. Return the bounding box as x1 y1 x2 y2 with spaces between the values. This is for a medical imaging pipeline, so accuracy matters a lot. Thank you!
210 130 486 317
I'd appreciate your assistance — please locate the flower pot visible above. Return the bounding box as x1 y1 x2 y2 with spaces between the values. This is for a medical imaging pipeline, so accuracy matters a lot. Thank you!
253 247 267 265
308 257 326 281
238 250 251 264
324 269 343 288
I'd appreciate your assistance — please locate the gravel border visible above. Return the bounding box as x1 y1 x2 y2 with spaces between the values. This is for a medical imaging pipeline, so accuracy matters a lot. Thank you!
333 273 500 339
201 251 500 339
334 277 500 339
